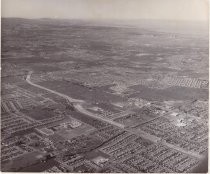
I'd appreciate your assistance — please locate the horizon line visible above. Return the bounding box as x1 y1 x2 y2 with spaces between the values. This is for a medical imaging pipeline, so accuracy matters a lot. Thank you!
1 17 208 23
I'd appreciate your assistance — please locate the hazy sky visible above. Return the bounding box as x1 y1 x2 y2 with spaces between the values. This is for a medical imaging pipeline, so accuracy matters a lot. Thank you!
1 0 208 21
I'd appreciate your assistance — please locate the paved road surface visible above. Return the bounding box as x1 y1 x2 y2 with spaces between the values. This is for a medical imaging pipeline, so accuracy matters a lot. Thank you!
26 72 124 128
26 72 84 103
26 71 205 160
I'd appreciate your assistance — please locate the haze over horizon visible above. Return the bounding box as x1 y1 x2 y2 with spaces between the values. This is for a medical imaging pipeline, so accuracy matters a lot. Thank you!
1 0 209 22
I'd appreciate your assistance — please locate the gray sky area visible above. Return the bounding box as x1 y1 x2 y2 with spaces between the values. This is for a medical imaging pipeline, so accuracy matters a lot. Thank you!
1 0 209 21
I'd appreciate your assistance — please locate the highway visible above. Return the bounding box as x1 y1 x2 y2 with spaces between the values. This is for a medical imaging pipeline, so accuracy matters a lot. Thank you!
26 71 84 103
26 71 124 128
26 71 204 160
74 104 124 128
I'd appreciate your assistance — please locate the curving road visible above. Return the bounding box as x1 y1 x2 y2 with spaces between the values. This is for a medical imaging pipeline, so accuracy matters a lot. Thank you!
26 71 84 103
26 71 204 160
26 71 124 128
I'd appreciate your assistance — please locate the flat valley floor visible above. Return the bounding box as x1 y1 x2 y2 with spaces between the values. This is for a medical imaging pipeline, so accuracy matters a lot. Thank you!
1 18 209 173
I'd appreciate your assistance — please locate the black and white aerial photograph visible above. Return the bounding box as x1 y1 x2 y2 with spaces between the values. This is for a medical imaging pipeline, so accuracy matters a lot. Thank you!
1 0 209 173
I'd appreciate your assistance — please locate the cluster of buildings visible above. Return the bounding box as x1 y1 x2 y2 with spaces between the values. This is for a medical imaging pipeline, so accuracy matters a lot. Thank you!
1 78 207 173
161 76 208 89
137 114 208 155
